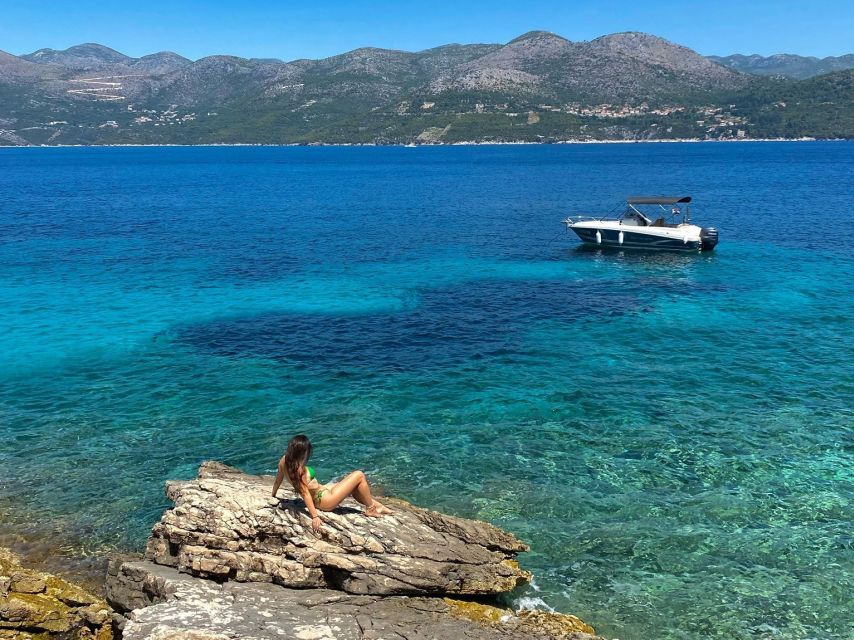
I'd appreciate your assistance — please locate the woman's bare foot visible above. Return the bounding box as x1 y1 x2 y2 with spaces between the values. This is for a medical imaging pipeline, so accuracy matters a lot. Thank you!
365 501 393 517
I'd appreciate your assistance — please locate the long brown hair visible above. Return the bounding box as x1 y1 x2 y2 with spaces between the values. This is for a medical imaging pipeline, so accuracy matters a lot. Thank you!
284 434 312 494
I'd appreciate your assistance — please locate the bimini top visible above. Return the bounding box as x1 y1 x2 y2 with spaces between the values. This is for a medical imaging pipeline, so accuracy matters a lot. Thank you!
627 196 692 205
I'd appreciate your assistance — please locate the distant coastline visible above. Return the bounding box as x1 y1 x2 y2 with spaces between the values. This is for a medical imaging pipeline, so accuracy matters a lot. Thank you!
0 136 838 149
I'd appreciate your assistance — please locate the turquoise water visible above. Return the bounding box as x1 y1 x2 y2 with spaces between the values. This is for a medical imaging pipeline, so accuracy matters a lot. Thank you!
0 143 852 639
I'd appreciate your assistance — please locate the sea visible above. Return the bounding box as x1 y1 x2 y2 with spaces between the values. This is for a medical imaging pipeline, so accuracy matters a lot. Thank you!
0 142 851 640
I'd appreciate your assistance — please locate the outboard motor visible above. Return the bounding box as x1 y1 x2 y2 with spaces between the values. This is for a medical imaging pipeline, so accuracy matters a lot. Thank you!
700 227 719 251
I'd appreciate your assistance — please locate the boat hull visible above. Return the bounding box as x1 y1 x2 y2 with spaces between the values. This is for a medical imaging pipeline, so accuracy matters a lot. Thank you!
569 226 712 252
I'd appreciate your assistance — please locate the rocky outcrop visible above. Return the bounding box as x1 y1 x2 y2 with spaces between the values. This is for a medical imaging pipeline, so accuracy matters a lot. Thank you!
107 462 602 639
144 461 530 596
109 560 600 640
0 547 114 640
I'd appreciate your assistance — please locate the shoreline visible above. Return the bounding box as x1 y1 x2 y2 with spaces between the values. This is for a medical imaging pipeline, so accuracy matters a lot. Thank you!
0 136 844 149
0 528 114 595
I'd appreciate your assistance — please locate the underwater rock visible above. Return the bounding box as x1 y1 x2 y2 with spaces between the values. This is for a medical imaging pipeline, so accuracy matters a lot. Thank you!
109 560 603 640
443 598 598 637
0 547 114 640
144 461 531 596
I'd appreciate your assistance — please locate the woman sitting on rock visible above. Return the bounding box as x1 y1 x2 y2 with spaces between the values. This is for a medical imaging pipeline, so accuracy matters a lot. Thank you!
272 434 393 532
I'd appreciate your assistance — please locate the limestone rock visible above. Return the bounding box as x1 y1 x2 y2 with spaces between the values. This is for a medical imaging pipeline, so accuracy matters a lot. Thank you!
144 461 530 596
0 547 114 639
108 462 603 638
110 560 602 640
443 599 598 637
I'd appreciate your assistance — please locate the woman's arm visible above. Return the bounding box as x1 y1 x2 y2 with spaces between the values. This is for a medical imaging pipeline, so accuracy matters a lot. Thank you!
300 487 318 518
300 486 322 532
272 463 285 498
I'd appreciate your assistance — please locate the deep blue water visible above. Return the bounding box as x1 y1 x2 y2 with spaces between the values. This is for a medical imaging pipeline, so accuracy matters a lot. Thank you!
1 143 852 640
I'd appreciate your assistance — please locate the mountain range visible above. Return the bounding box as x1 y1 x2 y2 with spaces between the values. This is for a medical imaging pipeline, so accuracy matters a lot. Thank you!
709 53 854 80
1 32 853 146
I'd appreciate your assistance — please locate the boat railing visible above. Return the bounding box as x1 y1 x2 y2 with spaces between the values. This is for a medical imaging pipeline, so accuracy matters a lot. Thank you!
562 215 621 225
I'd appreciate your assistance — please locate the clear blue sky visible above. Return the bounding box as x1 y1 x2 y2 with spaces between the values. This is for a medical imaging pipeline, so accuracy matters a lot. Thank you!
2 1 853 60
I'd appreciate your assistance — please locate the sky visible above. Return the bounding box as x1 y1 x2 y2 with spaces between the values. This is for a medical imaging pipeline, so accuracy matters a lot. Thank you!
2 1 853 61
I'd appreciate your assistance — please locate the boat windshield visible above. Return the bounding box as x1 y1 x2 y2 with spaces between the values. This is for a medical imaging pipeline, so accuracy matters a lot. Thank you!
621 208 652 226
623 197 692 226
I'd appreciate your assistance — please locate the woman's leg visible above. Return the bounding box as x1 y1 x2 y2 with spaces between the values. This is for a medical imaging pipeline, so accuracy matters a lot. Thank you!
318 470 392 514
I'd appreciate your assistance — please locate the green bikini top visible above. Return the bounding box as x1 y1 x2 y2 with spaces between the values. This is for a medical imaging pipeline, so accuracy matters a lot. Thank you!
306 465 316 481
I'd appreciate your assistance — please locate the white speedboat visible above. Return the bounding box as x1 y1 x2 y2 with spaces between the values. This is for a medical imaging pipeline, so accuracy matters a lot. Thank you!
564 196 719 252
